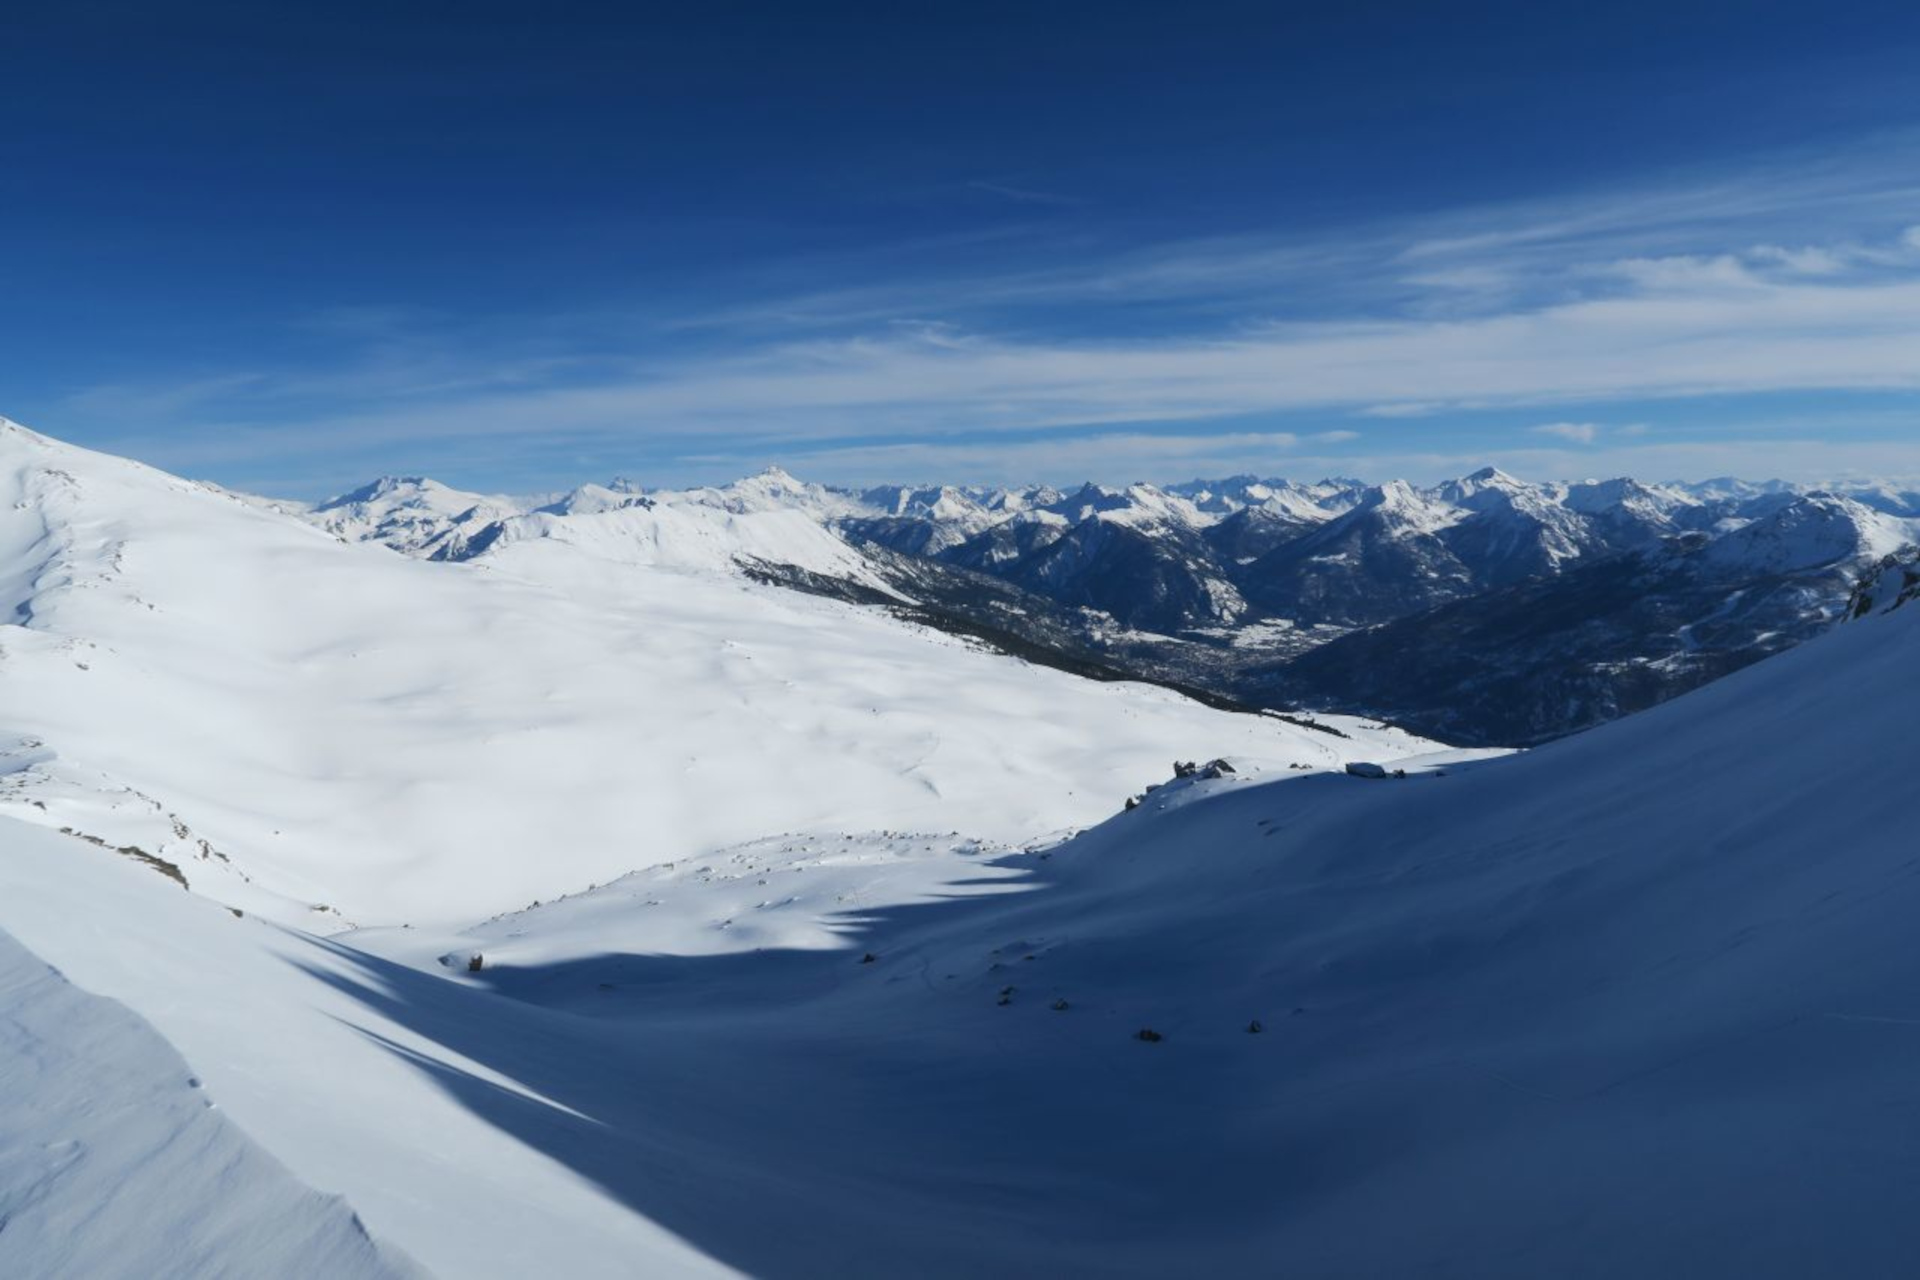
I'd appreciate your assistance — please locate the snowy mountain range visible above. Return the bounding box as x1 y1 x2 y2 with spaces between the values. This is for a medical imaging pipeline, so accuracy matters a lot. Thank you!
303 457 1919 744
0 421 1427 928
4 416 1919 1276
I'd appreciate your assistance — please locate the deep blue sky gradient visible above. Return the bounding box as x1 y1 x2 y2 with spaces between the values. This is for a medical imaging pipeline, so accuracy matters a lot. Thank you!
5 1 1920 494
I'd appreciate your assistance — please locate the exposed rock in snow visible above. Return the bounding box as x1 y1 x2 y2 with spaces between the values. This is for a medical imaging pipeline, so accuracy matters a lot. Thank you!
1849 547 1920 617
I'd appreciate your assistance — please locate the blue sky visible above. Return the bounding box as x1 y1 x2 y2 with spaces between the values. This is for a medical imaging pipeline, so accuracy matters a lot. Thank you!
6 0 1920 496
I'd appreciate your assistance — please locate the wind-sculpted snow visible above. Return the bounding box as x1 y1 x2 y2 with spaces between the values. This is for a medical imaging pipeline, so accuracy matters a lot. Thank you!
0 910 423 1280
0 816 729 1280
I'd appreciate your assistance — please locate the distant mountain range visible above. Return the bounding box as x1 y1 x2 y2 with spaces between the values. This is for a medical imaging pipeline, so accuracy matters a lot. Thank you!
303 462 1918 745
7 416 1920 1277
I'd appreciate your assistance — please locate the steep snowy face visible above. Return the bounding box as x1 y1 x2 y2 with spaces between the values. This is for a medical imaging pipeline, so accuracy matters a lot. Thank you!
1165 474 1360 521
1164 474 1267 515
1842 484 1920 518
1267 492 1919 748
843 481 1254 631
1428 468 1600 581
1849 548 1920 616
1354 477 1466 535
0 422 1435 928
1239 481 1476 625
1703 493 1915 574
1037 481 1211 531
1429 464 1526 508
535 482 655 517
844 484 1009 553
675 466 870 521
310 475 531 558
1200 504 1322 564
858 483 986 523
462 493 894 585
998 515 1249 632
1563 475 1691 520
1250 482 1345 523
1562 476 1709 545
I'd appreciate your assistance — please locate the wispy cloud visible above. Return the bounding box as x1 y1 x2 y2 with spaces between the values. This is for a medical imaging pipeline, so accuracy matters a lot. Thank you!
670 432 1920 490
1527 421 1650 445
1531 422 1601 444
233 259 1920 447
661 130 1920 336
680 429 1322 486
42 131 1920 491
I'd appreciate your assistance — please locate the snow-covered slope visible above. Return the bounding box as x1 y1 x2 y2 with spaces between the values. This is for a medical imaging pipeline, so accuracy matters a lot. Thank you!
460 492 898 585
308 475 533 559
0 912 424 1280
1702 491 1914 573
1851 547 1920 614
0 420 1429 929
3 543 1915 1277
0 816 726 1280
334 559 1920 1275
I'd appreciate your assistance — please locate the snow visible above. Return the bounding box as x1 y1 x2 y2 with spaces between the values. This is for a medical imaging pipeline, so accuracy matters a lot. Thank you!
0 904 424 1280
672 466 873 522
1040 481 1213 531
1850 549 1920 615
1252 485 1342 523
309 475 531 558
1561 475 1697 523
3 589 1916 1275
1702 492 1915 573
460 495 898 585
1351 478 1467 536
533 481 653 517
1166 475 1362 521
0 816 728 1280
0 420 1430 931
9 417 1920 1276
1431 464 1526 506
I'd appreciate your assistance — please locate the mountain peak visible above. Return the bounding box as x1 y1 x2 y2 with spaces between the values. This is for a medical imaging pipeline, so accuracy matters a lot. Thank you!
315 475 442 510
1446 465 1526 494
1363 478 1425 506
